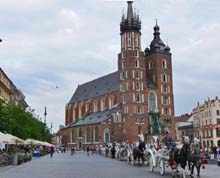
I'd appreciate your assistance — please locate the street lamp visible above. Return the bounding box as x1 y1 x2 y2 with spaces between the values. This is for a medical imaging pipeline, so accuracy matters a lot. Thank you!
43 106 47 141
44 106 47 124
50 122 53 134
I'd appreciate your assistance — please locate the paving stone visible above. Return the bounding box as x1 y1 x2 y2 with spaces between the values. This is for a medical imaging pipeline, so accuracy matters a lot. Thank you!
0 151 218 178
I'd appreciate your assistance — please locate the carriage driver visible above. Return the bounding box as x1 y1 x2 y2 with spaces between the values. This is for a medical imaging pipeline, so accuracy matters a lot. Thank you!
162 132 173 150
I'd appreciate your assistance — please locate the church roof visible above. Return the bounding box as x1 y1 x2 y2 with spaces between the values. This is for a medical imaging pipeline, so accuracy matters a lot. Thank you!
68 109 114 127
69 71 119 104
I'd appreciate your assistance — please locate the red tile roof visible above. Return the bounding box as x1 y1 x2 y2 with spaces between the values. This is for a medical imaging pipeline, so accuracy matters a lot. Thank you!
175 113 192 122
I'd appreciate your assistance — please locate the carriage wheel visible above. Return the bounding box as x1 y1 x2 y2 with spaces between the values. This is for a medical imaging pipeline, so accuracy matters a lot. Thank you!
159 159 165 176
148 155 154 172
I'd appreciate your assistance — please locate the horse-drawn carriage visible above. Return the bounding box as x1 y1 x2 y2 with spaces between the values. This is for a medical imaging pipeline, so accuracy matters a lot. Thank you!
145 136 172 176
146 145 170 175
145 136 205 178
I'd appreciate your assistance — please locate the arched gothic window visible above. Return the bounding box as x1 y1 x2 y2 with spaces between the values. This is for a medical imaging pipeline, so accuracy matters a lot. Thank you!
101 98 105 111
86 127 90 142
109 97 113 109
71 128 75 143
148 92 157 111
78 104 82 118
94 126 99 142
78 127 82 138
104 128 110 143
85 102 90 112
93 100 98 112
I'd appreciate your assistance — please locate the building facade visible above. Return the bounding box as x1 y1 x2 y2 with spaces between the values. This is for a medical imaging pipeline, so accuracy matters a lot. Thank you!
0 68 27 107
65 1 175 148
175 114 193 142
0 68 11 102
193 97 220 148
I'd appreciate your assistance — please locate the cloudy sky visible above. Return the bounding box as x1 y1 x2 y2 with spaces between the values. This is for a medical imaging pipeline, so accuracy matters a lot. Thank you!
0 0 220 132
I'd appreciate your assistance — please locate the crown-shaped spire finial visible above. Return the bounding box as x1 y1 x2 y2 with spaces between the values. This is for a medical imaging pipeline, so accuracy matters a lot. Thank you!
120 1 141 34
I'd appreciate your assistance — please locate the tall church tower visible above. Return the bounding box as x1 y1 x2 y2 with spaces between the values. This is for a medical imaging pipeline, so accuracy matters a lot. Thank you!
145 22 175 138
118 1 148 141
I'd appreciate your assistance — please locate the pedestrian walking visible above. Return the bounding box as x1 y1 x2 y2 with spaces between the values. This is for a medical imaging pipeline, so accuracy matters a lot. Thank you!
86 147 90 156
71 147 76 156
50 146 55 158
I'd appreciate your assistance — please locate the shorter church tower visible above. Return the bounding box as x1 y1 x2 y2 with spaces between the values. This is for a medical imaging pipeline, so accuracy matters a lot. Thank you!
145 22 175 138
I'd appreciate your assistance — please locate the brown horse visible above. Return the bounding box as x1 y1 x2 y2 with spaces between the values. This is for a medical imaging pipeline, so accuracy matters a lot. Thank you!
133 141 146 166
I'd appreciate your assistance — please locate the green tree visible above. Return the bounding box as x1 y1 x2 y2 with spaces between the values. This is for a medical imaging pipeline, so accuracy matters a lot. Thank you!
0 99 52 142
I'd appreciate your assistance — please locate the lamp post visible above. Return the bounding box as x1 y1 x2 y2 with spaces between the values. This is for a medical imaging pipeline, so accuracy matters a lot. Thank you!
43 106 47 141
44 106 47 124
50 122 53 134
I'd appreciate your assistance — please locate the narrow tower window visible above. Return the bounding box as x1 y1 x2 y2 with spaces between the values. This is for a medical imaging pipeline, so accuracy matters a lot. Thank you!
135 60 139 68
148 61 153 70
162 59 167 69
122 61 126 69
135 33 139 48
121 35 125 49
136 93 141 102
135 71 140 79
161 74 168 83
128 33 131 48
135 50 139 57
136 82 140 91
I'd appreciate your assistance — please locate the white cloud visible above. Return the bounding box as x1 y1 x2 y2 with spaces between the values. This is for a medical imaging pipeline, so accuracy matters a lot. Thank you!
59 8 82 30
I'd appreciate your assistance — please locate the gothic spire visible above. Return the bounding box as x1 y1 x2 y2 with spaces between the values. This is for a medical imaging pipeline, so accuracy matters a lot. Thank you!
120 1 141 34
127 1 133 20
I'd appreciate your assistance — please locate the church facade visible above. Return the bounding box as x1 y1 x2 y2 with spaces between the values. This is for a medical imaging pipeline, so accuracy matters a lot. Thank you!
64 1 175 148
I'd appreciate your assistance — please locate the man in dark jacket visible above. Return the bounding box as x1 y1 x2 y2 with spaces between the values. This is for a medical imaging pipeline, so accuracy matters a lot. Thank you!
162 132 173 149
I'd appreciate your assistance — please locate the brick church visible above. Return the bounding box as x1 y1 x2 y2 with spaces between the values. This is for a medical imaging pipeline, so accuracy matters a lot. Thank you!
64 1 175 148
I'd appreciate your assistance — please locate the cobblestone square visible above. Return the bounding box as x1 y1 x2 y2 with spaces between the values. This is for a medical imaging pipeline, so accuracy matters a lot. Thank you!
0 152 219 178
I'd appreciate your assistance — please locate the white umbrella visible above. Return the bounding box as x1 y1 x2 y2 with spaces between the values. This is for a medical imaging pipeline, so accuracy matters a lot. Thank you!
0 132 23 144
0 132 8 143
6 133 24 144
25 139 45 146
24 139 40 145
